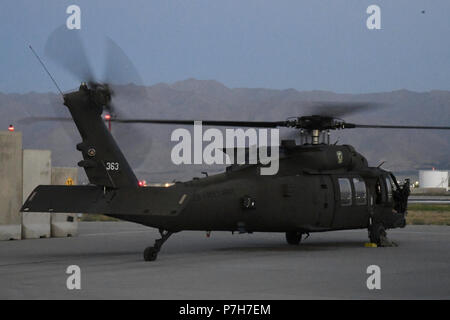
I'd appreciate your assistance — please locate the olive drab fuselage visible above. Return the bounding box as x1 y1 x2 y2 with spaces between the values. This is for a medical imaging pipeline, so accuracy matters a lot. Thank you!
103 144 407 234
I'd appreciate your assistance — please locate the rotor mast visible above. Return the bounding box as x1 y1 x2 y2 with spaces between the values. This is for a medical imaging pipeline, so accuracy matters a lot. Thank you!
299 129 330 145
288 115 342 145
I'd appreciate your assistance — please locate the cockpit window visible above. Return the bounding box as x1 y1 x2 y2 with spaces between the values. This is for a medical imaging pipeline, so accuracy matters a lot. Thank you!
375 180 381 204
353 177 367 205
338 178 352 206
386 176 393 202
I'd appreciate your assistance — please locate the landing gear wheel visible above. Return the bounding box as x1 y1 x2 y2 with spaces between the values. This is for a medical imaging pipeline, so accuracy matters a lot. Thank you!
369 224 385 245
369 223 397 247
143 229 174 262
143 247 159 261
285 231 302 245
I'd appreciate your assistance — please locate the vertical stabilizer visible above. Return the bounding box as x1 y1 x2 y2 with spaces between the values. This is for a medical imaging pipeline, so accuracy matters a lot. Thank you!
64 84 138 188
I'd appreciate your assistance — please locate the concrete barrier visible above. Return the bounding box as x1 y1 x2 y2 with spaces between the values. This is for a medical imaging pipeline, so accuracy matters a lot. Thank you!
51 167 78 237
0 131 22 240
22 149 51 239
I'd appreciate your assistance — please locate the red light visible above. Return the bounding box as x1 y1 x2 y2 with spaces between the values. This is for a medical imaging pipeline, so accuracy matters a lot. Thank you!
104 114 111 120
8 125 14 132
138 180 147 187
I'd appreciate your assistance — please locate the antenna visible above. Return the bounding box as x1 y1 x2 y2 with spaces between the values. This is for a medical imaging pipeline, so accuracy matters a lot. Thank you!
29 45 63 96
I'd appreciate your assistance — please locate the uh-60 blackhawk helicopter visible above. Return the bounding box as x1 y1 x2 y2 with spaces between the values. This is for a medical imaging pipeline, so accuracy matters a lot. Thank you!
22 28 450 261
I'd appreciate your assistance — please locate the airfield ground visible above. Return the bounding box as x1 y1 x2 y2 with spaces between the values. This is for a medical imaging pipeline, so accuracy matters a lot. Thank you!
0 222 449 299
406 204 450 225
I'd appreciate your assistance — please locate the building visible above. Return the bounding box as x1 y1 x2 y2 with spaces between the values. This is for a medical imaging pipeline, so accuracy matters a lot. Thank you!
418 169 449 192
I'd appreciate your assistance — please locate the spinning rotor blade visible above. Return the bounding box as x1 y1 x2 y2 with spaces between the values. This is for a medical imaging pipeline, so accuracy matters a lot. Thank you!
302 101 382 118
18 116 72 124
42 26 152 169
107 118 450 131
22 116 450 131
45 26 95 83
40 26 94 142
103 37 143 87
100 37 151 169
100 37 145 115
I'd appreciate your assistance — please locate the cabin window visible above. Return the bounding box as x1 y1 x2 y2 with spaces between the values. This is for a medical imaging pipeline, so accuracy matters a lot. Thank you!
353 177 367 205
386 176 393 202
338 178 352 206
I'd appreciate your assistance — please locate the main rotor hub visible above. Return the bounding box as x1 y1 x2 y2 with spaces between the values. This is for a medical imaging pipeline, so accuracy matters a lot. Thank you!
285 116 347 145
291 115 345 131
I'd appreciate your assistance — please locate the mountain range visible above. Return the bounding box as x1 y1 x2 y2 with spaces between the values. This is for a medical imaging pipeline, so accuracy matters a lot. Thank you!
1 79 449 183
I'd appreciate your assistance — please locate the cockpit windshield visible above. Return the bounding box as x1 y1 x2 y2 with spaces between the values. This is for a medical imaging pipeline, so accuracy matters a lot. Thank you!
385 176 394 202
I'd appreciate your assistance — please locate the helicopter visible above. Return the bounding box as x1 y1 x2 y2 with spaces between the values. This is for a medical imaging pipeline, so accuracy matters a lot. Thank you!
21 28 450 261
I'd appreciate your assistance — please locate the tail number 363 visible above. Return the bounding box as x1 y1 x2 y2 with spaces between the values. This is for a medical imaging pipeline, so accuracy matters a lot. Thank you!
105 162 120 171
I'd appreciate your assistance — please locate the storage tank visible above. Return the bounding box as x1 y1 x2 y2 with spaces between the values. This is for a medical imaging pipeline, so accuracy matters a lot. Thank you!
419 170 449 191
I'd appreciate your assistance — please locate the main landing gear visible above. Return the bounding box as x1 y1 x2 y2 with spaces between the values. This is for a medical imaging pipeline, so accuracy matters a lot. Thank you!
368 223 397 247
143 229 173 261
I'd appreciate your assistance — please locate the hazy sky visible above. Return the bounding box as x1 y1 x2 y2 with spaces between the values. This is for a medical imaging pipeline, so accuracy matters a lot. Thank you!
1 0 449 93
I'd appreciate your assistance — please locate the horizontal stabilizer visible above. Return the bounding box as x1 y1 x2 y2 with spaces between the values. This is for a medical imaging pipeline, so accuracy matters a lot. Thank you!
21 185 193 218
21 185 104 214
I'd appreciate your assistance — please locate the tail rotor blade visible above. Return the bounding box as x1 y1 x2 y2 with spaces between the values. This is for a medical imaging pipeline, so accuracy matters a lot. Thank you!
45 25 95 82
103 37 143 86
100 37 151 169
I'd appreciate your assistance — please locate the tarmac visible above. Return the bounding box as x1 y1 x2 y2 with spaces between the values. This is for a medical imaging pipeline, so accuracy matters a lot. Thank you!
0 222 449 299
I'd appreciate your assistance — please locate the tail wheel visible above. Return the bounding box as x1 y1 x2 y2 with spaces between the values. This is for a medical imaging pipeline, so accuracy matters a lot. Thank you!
143 247 159 261
285 231 302 245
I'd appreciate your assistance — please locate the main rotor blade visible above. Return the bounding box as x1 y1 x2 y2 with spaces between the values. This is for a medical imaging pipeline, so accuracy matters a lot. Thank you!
23 117 450 131
303 102 382 118
45 26 95 82
348 124 450 130
18 116 72 124
111 119 288 128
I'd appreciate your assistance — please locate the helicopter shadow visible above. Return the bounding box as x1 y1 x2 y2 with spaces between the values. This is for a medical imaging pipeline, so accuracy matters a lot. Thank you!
17 251 143 266
214 240 365 254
